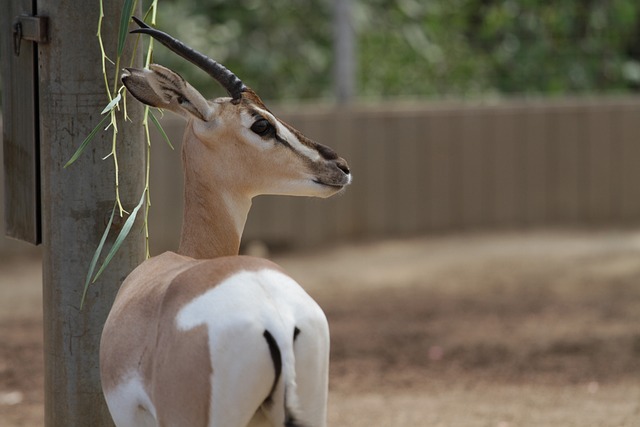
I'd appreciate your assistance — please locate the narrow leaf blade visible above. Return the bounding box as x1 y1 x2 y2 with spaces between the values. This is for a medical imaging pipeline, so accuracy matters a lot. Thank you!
64 115 110 168
80 203 117 309
149 110 175 150
92 191 146 283
117 0 136 57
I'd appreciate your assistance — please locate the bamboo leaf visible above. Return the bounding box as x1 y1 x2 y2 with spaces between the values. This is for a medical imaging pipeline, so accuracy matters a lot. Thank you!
92 191 146 283
149 110 175 150
64 114 110 168
117 0 136 57
100 93 121 115
80 203 117 309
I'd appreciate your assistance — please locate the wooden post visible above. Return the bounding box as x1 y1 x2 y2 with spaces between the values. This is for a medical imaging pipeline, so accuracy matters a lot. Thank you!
36 1 144 425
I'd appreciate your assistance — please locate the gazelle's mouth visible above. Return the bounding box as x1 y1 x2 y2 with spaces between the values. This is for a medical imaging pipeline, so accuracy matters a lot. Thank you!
313 174 351 189
313 179 344 189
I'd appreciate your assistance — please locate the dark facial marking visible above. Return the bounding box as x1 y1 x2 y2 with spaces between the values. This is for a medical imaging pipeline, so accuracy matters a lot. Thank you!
278 119 335 161
314 143 339 161
250 118 276 138
249 112 293 149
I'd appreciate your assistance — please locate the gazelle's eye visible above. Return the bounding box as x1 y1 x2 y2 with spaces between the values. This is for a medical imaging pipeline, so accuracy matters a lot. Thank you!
250 118 275 137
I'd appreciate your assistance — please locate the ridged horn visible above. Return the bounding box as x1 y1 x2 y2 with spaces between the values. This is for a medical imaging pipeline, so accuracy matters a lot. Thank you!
130 16 246 100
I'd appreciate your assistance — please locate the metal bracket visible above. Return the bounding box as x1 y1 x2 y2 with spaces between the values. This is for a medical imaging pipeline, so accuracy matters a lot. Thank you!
13 15 48 56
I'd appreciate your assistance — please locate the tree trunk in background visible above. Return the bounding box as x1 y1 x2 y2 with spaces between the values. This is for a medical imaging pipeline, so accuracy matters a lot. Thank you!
333 0 356 104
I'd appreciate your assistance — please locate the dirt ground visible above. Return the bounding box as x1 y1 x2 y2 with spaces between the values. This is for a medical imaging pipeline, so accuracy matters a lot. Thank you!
1 230 640 426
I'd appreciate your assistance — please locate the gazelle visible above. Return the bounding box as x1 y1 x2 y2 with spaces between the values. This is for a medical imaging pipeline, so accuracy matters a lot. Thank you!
100 18 351 427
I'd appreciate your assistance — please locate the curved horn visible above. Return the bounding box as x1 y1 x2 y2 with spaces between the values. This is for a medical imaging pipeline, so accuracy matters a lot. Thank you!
130 16 246 100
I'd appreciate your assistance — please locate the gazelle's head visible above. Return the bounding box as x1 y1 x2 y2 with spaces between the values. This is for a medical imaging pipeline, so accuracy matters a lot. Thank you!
122 18 351 199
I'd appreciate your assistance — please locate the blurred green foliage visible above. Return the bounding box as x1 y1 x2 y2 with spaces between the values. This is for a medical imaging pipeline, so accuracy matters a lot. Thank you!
154 0 334 100
154 0 640 101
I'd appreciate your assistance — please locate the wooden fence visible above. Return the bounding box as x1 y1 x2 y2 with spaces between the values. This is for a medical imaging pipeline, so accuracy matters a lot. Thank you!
146 96 640 253
3 96 640 253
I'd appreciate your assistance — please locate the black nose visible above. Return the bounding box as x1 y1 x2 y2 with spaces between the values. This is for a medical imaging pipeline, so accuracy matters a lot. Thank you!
316 143 339 161
335 157 350 175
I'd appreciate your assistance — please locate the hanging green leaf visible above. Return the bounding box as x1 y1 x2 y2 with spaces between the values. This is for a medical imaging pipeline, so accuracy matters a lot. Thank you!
149 110 175 150
117 0 136 57
92 190 146 284
64 114 110 168
80 203 117 309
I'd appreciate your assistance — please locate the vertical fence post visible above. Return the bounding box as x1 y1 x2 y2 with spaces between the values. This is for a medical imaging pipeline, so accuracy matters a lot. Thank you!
37 1 144 425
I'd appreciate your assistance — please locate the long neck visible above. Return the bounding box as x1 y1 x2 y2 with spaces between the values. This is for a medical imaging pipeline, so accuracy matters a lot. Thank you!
177 130 251 259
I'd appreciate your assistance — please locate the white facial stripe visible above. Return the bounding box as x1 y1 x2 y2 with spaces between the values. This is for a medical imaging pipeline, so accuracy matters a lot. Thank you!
251 107 321 162
238 110 272 151
240 109 257 128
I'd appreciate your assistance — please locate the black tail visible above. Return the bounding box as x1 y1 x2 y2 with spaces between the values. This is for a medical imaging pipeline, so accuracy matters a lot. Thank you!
263 330 282 405
263 330 307 427
285 413 306 427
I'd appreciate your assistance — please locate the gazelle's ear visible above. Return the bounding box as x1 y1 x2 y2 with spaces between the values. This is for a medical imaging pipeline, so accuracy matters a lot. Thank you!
121 64 214 121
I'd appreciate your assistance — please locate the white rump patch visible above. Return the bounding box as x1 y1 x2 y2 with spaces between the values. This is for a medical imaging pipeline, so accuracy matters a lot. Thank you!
175 268 328 427
175 268 321 333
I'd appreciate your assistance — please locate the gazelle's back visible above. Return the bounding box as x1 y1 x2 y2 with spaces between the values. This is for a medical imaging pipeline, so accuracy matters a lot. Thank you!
101 253 329 427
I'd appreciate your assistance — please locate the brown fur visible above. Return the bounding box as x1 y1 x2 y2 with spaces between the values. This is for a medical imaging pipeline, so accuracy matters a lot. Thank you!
101 254 284 425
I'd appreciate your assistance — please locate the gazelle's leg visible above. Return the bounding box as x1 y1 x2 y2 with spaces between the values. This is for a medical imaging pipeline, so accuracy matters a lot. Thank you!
104 376 157 427
292 314 330 427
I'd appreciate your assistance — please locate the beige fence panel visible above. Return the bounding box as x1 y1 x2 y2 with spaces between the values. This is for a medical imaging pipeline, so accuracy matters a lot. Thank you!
423 110 455 230
617 101 640 221
520 105 548 225
585 102 614 223
147 118 184 253
75 98 640 253
490 106 522 226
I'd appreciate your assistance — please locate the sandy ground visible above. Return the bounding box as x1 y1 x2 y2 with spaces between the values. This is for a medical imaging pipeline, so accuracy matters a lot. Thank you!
2 230 640 426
